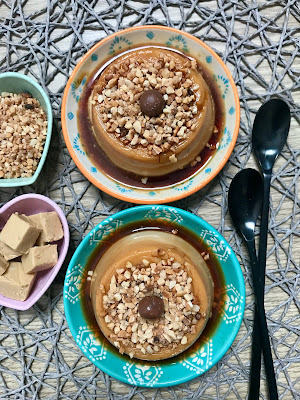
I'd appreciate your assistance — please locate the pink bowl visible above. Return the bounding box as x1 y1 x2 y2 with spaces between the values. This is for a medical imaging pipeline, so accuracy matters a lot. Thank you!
0 194 70 310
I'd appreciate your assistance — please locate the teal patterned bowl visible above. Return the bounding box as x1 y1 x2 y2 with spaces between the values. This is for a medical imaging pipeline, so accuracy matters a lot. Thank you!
63 206 245 387
61 26 240 204
0 72 53 187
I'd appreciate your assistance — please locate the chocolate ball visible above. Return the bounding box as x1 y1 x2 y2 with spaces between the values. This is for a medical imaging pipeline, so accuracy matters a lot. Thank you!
139 89 165 117
138 295 164 320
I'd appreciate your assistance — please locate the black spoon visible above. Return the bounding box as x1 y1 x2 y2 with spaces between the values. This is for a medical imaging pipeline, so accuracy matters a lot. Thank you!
251 99 290 397
228 168 278 399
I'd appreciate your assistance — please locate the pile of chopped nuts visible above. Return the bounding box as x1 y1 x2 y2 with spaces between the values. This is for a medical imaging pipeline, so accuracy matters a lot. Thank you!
92 52 201 163
101 249 206 357
0 92 47 179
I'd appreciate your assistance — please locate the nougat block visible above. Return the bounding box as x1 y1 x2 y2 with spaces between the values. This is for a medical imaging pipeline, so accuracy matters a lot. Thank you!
0 213 41 254
0 240 22 261
28 214 43 245
29 212 63 244
22 244 58 273
0 254 9 276
0 262 36 301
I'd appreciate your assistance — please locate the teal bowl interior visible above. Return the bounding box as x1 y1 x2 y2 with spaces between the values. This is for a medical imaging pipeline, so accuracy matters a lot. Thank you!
0 72 53 187
63 205 245 387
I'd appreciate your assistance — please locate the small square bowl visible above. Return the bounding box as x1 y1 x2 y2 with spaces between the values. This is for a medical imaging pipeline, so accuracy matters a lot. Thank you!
0 72 53 187
0 194 69 310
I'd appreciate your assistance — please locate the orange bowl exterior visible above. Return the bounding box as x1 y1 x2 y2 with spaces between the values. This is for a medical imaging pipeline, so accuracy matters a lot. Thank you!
61 26 240 204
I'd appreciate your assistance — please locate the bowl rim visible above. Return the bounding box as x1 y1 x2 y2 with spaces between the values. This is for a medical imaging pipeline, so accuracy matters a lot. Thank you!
0 72 53 188
0 193 70 310
63 205 246 387
61 25 240 204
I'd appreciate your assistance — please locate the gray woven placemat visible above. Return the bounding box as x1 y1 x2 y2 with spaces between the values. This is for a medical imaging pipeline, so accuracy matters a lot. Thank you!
0 1 299 399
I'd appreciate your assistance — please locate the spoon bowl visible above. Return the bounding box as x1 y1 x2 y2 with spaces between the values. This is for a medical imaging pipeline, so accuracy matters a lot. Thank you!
228 168 263 241
252 99 290 172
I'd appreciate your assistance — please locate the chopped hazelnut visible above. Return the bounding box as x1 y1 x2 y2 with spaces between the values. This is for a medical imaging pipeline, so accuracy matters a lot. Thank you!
101 250 204 356
95 51 202 159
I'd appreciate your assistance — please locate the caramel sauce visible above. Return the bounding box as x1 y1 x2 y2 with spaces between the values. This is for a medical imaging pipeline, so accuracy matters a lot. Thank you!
81 220 225 365
77 46 225 188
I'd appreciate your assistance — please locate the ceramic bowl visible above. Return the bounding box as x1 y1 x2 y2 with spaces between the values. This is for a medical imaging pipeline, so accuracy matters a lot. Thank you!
63 205 245 387
61 26 240 204
0 194 69 310
0 72 53 187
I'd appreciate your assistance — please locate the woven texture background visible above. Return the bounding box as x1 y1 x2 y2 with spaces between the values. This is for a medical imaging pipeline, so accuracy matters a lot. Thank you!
0 1 299 399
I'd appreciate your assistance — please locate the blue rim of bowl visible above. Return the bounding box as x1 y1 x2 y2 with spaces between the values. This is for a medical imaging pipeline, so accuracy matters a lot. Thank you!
64 205 245 387
0 72 53 187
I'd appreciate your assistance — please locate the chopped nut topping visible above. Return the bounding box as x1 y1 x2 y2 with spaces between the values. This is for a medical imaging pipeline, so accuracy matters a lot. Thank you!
0 92 47 179
94 52 204 163
102 254 203 357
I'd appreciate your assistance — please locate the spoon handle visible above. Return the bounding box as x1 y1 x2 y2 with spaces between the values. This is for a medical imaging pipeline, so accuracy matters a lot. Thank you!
258 172 272 293
249 312 262 398
249 173 273 398
247 238 278 400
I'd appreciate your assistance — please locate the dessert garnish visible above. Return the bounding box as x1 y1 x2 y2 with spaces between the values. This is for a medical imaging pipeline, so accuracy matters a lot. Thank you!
0 92 47 179
138 295 164 319
139 89 165 117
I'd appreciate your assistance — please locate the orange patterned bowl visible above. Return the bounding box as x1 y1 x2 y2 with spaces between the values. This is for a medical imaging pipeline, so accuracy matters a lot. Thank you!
61 26 240 204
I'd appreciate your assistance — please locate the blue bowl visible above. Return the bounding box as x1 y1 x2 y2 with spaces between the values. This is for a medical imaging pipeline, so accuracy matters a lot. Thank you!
63 205 245 387
0 72 53 187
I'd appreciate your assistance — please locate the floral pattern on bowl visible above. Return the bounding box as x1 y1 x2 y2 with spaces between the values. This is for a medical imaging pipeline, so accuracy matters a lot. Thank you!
63 205 245 387
61 26 240 204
